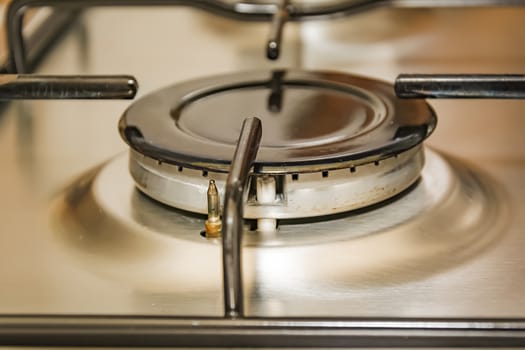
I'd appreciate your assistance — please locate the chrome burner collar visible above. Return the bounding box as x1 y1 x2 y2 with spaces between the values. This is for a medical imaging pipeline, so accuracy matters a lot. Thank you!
129 145 424 219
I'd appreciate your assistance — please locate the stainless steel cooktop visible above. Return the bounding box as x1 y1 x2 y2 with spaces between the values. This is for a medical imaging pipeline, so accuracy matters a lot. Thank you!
1 3 525 348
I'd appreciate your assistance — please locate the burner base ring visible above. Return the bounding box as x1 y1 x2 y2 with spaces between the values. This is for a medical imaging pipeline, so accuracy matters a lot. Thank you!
129 146 424 220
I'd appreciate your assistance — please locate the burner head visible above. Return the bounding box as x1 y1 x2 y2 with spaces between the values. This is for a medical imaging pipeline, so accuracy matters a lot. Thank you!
119 70 436 220
119 70 436 174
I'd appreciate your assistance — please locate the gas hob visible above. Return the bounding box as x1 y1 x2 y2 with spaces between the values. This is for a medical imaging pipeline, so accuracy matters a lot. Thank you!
1 2 525 347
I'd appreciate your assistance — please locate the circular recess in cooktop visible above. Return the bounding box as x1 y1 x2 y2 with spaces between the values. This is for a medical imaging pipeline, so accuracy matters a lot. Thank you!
119 69 436 173
52 149 507 293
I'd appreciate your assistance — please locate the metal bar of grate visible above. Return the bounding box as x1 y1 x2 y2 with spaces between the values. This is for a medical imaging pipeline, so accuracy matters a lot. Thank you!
221 117 262 318
0 75 138 99
395 74 525 99
0 8 80 73
1 315 525 347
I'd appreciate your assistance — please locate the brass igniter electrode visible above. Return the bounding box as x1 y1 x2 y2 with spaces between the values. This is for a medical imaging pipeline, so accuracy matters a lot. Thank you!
205 179 222 238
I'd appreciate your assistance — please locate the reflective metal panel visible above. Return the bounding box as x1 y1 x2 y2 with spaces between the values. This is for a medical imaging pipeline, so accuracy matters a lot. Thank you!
0 5 524 326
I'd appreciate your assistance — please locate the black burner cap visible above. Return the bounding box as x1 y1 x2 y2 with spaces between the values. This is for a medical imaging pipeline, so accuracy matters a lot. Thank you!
119 69 436 173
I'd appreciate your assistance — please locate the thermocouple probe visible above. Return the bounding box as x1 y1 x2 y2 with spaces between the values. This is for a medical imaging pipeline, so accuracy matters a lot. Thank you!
395 74 525 99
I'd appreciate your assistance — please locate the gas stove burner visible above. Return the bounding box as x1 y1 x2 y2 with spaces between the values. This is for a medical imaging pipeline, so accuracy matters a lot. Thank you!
119 69 436 221
53 148 506 292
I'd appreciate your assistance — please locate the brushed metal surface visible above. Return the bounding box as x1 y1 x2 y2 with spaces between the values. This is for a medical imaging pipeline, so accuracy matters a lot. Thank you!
49 147 506 311
0 6 524 321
